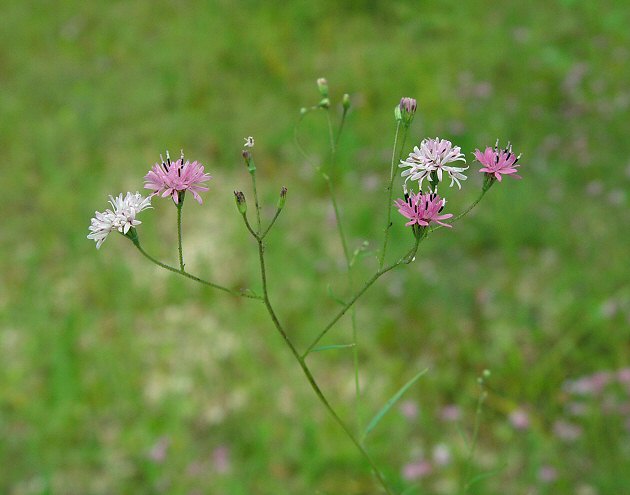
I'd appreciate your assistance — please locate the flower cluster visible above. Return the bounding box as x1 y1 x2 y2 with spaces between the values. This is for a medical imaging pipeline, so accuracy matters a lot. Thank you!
144 150 212 204
395 131 523 230
88 150 211 249
87 192 152 249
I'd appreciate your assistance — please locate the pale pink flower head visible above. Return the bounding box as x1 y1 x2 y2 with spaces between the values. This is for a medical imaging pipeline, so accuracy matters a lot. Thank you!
87 191 152 249
144 150 212 204
394 190 453 229
474 140 522 182
399 137 468 190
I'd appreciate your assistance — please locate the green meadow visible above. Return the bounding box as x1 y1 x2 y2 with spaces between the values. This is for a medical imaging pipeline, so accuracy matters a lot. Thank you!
2 1 630 493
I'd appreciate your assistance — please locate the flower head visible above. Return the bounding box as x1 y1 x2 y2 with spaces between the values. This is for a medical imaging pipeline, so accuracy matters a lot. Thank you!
244 136 255 148
400 137 468 190
474 140 522 182
144 150 212 204
394 190 453 228
87 191 152 249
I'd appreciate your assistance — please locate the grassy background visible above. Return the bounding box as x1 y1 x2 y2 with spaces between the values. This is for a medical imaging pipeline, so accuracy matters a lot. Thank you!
2 0 630 493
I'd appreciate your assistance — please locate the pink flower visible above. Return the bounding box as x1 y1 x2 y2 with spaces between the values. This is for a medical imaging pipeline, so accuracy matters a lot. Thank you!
474 141 522 182
394 190 453 228
440 404 461 422
402 459 432 481
144 150 212 204
509 408 530 430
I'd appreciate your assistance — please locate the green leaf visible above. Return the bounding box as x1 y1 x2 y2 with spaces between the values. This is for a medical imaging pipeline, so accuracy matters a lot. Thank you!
362 368 428 440
310 343 356 353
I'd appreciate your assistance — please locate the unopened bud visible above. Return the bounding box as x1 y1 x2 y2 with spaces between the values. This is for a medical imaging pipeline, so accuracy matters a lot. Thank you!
342 93 351 111
242 150 256 174
318 97 330 109
277 186 287 210
317 77 329 98
234 191 247 214
397 97 417 127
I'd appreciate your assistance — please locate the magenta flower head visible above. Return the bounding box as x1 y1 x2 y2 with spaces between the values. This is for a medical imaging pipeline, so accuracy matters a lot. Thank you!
144 150 212 204
394 189 453 237
474 140 522 185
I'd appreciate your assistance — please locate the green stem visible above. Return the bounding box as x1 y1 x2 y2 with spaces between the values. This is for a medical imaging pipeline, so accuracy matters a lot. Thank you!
304 238 420 357
250 172 262 234
261 208 282 240
254 233 394 495
379 122 409 270
431 188 489 234
324 112 350 264
378 122 400 270
326 109 361 430
132 239 260 299
461 384 488 494
176 194 185 271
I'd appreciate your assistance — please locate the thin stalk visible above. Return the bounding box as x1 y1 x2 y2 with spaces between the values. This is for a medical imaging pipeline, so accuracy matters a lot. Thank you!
261 208 282 240
431 188 489 234
304 238 420 357
326 109 360 430
250 173 262 234
379 121 401 270
176 195 185 271
132 240 260 299
324 112 350 264
254 234 394 495
379 122 409 269
461 385 488 495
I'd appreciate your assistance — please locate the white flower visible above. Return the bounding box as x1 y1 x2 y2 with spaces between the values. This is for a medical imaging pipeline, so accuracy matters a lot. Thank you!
244 136 255 148
87 192 152 249
399 137 468 190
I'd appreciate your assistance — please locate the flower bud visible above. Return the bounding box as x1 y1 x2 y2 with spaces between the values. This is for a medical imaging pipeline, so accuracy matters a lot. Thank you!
242 150 256 174
318 97 330 109
234 190 247 214
397 97 417 127
342 93 351 112
277 186 287 210
317 77 329 98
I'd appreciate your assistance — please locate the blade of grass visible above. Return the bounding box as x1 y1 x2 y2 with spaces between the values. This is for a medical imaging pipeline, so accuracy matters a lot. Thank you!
362 368 428 440
310 343 356 353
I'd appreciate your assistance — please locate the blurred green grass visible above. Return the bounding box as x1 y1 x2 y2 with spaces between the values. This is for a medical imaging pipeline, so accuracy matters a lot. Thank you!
2 0 630 493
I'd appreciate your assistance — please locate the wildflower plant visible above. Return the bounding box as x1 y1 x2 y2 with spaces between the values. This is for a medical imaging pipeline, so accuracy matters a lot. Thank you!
88 80 524 494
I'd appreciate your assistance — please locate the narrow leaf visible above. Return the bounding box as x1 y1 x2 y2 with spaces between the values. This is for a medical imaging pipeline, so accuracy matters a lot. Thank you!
311 343 356 353
363 368 428 439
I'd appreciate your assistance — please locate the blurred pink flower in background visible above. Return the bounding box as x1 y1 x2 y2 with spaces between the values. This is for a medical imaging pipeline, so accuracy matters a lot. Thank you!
440 405 461 422
553 420 582 442
402 459 432 481
399 400 419 420
148 436 170 463
538 465 558 483
509 408 531 430
212 445 231 474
